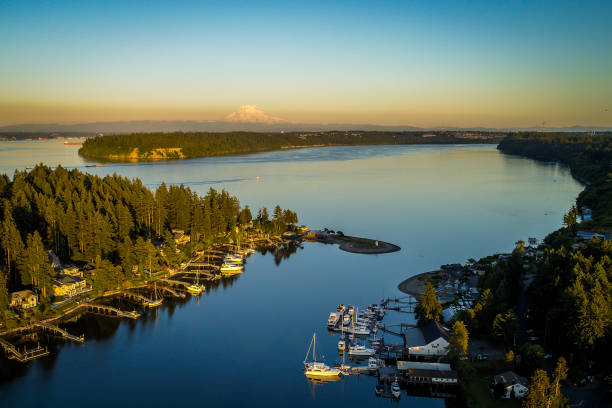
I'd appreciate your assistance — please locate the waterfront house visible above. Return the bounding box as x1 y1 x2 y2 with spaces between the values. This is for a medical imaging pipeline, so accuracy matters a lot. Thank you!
9 290 38 309
172 229 191 245
576 230 612 241
408 321 450 357
493 371 529 399
52 275 87 297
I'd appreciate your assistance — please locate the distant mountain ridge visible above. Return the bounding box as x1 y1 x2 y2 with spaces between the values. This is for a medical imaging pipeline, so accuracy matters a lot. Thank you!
1 120 611 134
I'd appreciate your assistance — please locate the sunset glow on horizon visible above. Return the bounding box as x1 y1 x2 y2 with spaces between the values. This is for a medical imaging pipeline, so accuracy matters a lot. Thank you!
1 1 611 128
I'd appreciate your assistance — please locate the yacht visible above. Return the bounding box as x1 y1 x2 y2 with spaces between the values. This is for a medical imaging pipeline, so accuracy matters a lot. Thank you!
303 333 342 379
391 377 401 398
327 312 340 328
352 326 371 336
337 339 346 352
220 262 243 275
348 344 375 357
223 255 243 264
337 304 346 314
342 314 351 326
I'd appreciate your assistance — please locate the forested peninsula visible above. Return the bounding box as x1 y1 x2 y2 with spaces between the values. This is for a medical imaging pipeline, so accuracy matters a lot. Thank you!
498 133 612 228
78 131 504 162
0 165 298 328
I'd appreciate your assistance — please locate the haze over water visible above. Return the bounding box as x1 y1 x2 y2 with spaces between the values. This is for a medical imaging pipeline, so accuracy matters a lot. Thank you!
0 141 583 406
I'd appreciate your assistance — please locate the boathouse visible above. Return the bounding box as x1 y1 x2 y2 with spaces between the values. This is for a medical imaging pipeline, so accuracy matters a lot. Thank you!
407 321 450 357
9 290 38 310
397 361 458 385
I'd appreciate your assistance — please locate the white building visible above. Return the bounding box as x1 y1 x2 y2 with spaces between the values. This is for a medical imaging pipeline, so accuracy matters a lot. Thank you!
494 371 529 399
408 321 450 357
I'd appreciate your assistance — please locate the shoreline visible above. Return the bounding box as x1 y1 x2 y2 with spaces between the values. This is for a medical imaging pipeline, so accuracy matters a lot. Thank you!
397 271 437 299
334 236 401 254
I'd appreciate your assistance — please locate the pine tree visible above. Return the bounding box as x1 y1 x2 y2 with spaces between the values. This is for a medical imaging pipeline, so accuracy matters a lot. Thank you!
523 369 550 408
448 321 469 358
415 282 442 325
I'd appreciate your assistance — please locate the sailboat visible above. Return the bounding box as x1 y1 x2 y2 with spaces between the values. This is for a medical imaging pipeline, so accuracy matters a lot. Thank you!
338 318 346 352
187 270 205 295
303 332 341 379
147 282 163 307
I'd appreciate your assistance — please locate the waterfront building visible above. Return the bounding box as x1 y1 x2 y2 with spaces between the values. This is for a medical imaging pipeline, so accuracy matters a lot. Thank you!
407 321 450 357
493 371 529 399
52 275 87 297
9 290 38 310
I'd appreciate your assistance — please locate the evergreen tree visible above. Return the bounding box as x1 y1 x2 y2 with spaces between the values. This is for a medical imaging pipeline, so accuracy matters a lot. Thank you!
448 321 469 358
523 369 550 408
415 282 442 325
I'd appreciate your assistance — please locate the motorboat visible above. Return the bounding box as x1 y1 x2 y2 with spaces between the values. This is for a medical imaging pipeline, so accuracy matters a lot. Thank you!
337 304 346 314
352 326 370 336
342 314 351 326
220 262 243 275
348 344 375 357
391 377 401 398
375 384 383 396
223 255 243 264
327 312 340 328
338 339 346 352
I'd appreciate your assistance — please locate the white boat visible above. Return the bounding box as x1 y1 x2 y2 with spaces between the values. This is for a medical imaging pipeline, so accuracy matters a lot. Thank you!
342 314 351 326
337 304 346 314
187 271 205 294
303 333 342 379
338 339 346 352
352 326 370 336
220 262 243 275
391 377 401 398
349 344 375 357
327 312 339 328
223 255 243 264
368 357 379 370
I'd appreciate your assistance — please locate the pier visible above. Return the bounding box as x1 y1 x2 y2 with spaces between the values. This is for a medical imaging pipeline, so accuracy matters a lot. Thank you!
33 322 84 343
0 338 49 362
81 303 141 319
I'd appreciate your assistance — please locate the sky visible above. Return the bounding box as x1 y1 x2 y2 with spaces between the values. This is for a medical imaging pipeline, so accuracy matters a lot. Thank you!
0 0 611 128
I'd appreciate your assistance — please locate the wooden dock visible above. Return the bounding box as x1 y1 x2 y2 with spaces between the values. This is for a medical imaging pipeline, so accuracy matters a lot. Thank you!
33 322 84 343
82 303 140 319
0 338 49 362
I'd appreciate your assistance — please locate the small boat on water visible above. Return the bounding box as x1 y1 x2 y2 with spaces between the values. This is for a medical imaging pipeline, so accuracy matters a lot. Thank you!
337 339 346 352
187 271 205 295
303 333 341 380
391 377 401 398
337 304 346 314
147 283 163 308
220 262 243 275
348 344 375 357
342 314 351 326
327 312 339 328
223 255 243 264
375 384 383 396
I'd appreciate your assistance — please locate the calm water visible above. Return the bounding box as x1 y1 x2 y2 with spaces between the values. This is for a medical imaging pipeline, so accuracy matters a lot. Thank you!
0 140 583 406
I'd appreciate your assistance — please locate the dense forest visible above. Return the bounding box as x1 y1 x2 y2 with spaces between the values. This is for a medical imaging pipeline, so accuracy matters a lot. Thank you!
78 131 504 162
498 133 612 228
0 165 297 322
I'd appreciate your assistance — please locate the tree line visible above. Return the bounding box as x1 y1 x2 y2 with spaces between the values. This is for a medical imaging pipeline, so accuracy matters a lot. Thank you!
78 131 503 162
